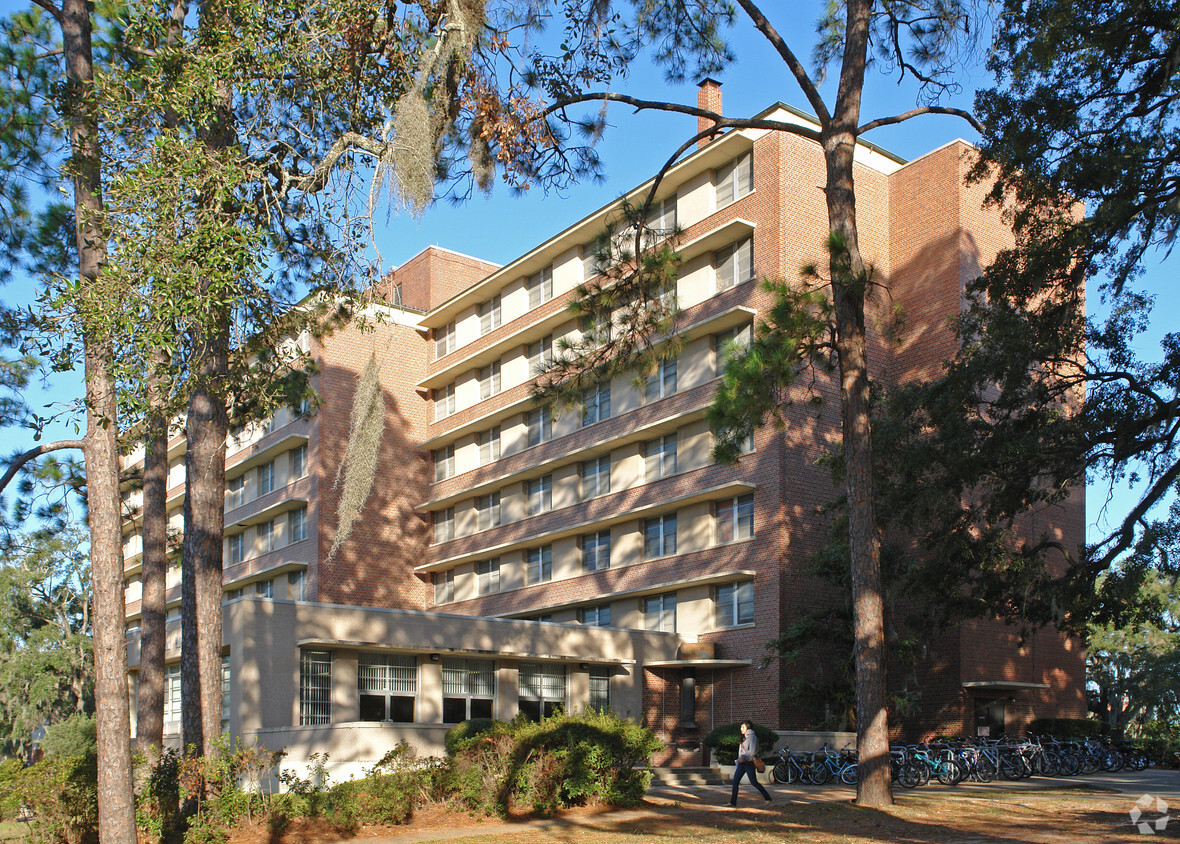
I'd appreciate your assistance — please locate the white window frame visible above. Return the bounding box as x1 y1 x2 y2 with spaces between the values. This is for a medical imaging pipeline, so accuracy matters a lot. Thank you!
589 666 611 711
518 662 567 721
714 237 754 291
289 506 308 543
715 580 755 628
477 558 501 596
479 295 502 335
643 513 677 559
526 474 552 516
228 532 244 565
434 507 455 543
644 433 678 481
715 151 753 208
580 529 611 572
442 658 495 723
715 493 755 543
258 460 275 496
526 405 553 447
358 653 418 723
478 426 501 465
479 360 502 400
643 593 677 632
435 321 457 359
434 384 456 421
477 492 501 530
259 519 277 554
527 334 554 376
579 604 611 626
581 455 611 499
527 266 554 309
435 569 455 605
526 545 552 584
582 382 611 426
227 474 244 509
290 443 308 480
434 444 456 482
644 357 677 402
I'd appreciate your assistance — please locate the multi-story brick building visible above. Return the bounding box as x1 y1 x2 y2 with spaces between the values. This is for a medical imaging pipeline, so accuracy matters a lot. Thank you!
122 84 1086 777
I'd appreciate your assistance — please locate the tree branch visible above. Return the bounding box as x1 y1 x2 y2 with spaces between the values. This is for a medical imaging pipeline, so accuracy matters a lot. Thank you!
544 93 823 144
733 0 830 125
29 0 63 24
0 440 85 495
859 106 984 136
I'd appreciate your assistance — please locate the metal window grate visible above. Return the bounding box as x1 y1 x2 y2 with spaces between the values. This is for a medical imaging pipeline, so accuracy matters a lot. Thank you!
358 653 417 694
300 650 331 725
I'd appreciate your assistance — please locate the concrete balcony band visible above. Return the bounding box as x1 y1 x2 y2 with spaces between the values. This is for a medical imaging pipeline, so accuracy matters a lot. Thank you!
418 479 755 572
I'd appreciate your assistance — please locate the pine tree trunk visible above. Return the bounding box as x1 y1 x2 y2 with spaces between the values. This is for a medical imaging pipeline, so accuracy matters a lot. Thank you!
62 0 137 834
827 0 893 809
137 394 168 753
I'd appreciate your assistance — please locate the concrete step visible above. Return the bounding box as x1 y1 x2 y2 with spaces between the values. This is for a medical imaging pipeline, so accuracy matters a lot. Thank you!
649 766 726 787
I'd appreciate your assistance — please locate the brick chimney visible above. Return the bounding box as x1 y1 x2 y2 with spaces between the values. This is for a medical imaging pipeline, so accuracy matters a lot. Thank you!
697 78 722 147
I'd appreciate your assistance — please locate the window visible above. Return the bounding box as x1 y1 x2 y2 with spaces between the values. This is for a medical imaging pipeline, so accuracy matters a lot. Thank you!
289 569 305 601
434 507 455 543
643 593 677 632
289 506 308 543
582 382 610 426
299 650 331 725
654 196 677 233
589 666 611 711
479 295 501 335
258 460 275 496
227 475 244 509
582 241 602 282
526 475 552 516
434 444 455 482
228 532 244 565
526 405 553 447
290 443 308 479
644 357 677 402
580 530 611 572
579 604 611 627
715 151 753 207
259 519 277 554
434 384 456 421
359 653 417 722
527 266 553 308
479 361 501 400
713 323 752 365
715 237 754 291
255 578 273 598
644 433 678 481
581 455 611 499
442 658 495 722
164 663 181 733
477 558 501 596
526 545 552 585
527 335 554 376
221 656 231 728
434 569 455 605
478 426 501 465
435 321 456 359
477 492 501 530
716 581 755 628
644 513 677 559
519 662 566 721
715 493 755 543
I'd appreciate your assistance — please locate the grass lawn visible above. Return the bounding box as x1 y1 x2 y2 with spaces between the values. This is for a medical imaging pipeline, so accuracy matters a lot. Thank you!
224 786 1158 844
0 821 27 842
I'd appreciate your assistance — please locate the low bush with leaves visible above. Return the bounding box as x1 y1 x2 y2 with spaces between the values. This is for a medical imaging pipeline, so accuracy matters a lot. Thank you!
702 721 778 765
449 710 660 817
3 751 98 844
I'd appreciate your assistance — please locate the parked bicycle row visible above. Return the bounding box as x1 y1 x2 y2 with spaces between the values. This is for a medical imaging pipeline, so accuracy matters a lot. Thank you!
770 736 1153 787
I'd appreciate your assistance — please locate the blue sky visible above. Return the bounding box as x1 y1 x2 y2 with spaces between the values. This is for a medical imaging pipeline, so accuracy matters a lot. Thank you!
1 2 1175 547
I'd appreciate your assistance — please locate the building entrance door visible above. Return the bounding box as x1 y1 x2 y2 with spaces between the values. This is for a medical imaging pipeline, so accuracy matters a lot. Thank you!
974 698 1007 737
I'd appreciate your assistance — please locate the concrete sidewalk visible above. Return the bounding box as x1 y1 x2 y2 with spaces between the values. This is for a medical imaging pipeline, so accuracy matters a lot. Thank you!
357 767 1179 842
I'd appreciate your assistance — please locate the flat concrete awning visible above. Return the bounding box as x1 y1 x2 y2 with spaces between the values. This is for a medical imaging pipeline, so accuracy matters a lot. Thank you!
294 639 633 665
644 658 752 669
962 681 1049 691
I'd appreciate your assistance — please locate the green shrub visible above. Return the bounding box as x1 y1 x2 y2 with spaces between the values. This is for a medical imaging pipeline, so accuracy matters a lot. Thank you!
134 748 181 840
450 709 660 817
0 758 24 821
702 722 778 765
13 752 98 844
40 716 97 759
1029 717 1107 738
444 718 501 754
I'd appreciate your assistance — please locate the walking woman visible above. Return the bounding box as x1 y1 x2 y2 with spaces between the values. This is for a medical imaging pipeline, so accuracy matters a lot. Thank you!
729 720 772 807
